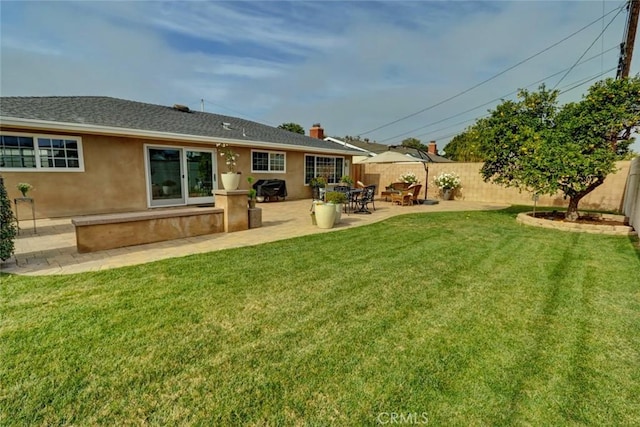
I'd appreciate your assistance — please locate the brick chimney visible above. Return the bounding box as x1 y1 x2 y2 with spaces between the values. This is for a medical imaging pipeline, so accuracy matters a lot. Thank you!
309 123 325 139
428 140 438 155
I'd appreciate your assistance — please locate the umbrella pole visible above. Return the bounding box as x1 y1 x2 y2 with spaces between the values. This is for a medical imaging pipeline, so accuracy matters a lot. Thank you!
423 162 429 202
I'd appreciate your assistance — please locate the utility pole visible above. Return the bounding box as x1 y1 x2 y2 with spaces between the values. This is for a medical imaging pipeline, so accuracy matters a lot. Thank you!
617 0 640 79
201 99 205 112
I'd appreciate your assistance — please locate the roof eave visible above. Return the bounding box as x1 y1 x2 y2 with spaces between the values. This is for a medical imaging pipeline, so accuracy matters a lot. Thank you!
0 117 359 155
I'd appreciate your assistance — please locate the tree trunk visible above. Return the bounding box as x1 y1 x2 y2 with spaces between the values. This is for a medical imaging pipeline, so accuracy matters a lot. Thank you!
565 176 605 222
566 197 581 221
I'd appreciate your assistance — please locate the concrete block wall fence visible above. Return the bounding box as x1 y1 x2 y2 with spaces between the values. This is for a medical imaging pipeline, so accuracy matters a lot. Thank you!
362 160 632 213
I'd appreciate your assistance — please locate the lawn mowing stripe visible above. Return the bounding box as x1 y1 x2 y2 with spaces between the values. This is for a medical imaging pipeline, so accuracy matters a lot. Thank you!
1 208 639 425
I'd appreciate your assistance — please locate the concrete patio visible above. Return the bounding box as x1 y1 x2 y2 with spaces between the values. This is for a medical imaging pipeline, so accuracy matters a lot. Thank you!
1 199 509 276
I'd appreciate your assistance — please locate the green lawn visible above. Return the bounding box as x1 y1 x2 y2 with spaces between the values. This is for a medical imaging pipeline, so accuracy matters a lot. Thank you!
2 207 639 425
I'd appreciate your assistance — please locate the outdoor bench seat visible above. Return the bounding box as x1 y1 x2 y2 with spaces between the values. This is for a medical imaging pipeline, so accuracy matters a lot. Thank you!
72 207 224 253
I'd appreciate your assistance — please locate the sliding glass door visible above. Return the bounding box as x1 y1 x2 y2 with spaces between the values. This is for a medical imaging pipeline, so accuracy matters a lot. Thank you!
185 150 215 204
146 146 216 207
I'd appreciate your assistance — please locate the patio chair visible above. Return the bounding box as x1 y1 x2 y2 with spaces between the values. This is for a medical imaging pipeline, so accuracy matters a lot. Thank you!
354 185 376 214
391 189 412 206
408 184 422 205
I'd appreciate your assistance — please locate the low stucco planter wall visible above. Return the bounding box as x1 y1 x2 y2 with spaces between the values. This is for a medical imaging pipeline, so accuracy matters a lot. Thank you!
516 212 636 236
72 207 224 253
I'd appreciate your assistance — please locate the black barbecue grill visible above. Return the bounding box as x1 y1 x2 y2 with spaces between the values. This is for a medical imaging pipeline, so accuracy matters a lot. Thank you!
253 179 287 201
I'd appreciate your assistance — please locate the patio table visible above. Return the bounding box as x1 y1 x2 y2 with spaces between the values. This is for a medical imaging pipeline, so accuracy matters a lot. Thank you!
347 188 363 213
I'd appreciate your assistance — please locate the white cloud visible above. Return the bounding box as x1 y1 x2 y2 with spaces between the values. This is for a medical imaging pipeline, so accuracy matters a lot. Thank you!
1 0 638 150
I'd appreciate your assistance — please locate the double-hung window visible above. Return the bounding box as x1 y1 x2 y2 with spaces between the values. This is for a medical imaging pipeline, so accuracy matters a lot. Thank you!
251 150 285 173
0 132 84 171
304 155 344 185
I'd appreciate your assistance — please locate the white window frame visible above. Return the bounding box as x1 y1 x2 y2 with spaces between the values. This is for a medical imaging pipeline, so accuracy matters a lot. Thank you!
0 131 85 172
251 149 286 173
304 154 345 185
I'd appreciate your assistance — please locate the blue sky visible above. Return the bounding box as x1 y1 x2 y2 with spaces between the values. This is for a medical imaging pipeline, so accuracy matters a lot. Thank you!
1 1 638 151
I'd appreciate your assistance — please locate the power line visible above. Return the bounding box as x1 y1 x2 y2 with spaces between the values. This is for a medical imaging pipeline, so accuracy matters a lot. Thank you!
378 45 619 143
355 4 624 137
552 2 626 89
426 67 618 146
558 66 617 93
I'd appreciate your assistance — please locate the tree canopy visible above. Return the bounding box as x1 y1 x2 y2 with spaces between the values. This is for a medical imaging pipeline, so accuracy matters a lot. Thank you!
479 76 640 220
443 129 485 162
278 123 305 135
400 137 427 151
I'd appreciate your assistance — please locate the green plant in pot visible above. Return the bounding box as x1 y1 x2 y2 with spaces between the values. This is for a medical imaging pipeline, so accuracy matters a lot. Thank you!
309 176 327 200
16 182 33 198
325 191 347 204
433 172 461 200
325 191 348 224
340 175 354 186
310 176 326 188
247 176 257 208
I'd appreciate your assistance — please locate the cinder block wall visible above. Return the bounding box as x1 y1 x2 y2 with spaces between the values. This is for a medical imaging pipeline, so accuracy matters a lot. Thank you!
362 160 632 212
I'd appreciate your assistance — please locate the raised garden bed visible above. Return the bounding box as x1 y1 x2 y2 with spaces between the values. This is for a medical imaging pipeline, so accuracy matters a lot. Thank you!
516 211 636 236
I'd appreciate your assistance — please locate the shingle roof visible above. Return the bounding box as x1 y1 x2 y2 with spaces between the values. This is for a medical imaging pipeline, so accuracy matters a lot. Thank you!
328 138 453 162
340 139 390 154
0 96 359 153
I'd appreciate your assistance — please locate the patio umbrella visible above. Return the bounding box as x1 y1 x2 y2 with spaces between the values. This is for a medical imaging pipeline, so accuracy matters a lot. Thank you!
358 150 423 164
358 150 438 204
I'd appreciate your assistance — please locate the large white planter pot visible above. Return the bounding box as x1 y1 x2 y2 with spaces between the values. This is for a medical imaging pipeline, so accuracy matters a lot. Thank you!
221 172 241 190
315 203 336 229
333 203 343 224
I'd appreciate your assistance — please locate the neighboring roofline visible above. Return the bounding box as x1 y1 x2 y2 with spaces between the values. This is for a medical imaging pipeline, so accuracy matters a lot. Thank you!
0 116 359 155
323 136 373 154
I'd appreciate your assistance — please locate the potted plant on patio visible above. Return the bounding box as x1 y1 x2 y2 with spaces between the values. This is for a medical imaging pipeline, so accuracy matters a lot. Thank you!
398 172 419 185
310 176 326 200
247 176 257 208
340 175 354 187
313 201 336 229
217 143 241 190
325 191 348 224
16 182 33 198
433 172 461 200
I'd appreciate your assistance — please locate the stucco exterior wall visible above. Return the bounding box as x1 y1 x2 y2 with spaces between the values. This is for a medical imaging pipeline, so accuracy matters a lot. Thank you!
1 130 150 218
1 127 346 218
362 161 631 212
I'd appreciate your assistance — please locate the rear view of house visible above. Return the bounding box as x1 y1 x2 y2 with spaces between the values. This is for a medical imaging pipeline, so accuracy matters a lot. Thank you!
0 97 359 218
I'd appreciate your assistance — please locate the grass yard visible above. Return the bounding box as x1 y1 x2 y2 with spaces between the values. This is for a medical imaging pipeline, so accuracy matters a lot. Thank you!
1 207 639 425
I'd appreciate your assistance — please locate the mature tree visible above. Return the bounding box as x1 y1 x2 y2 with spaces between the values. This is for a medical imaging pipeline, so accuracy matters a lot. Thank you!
0 176 17 261
278 122 305 135
338 135 372 143
401 137 427 151
443 128 486 161
480 77 640 220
